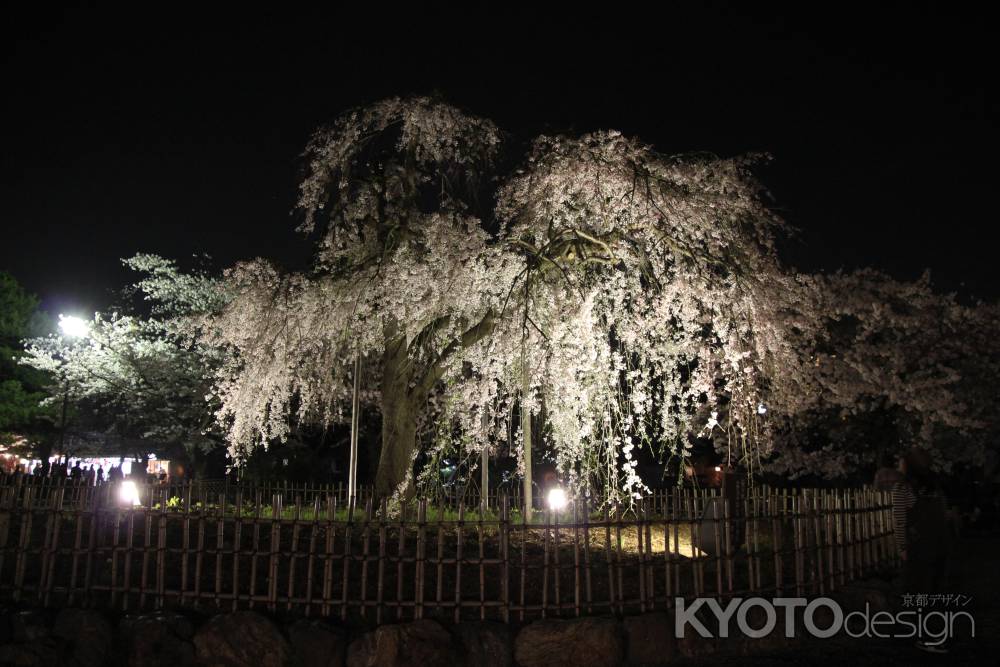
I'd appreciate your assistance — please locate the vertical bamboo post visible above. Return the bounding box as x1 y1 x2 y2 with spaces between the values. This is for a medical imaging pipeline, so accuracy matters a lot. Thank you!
602 502 613 614
305 497 320 616
671 489 680 603
340 496 353 621
572 498 581 617
288 495 303 612
477 498 485 620
214 492 226 610
396 503 406 620
156 489 167 608
376 498 386 624
436 498 446 617
416 498 427 620
248 491 262 610
744 493 754 593
644 497 654 608
360 497 372 619
68 491 85 606
583 496 593 614
500 495 510 623
688 494 703 597
269 493 281 611
553 505 562 616
454 500 465 623
12 486 34 602
324 496 336 618
139 488 153 608
613 499 624 614
180 483 192 606
520 498 529 621
663 495 672 607
227 488 240 610
793 494 803 597
36 486 56 605
636 498 647 612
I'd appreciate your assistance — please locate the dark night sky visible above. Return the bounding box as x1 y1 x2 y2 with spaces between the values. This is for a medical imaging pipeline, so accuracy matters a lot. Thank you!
1 3 995 317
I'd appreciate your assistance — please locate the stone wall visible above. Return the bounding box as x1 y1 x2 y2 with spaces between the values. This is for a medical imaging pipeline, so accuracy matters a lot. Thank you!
0 579 893 667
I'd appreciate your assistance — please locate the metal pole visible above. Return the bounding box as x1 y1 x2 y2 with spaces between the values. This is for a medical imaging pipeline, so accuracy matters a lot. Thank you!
348 352 360 511
481 434 489 511
521 355 532 516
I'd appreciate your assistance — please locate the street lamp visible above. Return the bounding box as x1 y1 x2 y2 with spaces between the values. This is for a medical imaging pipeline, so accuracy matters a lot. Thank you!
58 315 89 338
56 315 89 456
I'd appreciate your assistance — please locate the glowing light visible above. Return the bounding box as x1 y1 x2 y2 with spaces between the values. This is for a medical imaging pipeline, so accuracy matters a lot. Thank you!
714 466 722 472
58 315 89 338
119 480 141 506
757 403 767 415
547 487 568 511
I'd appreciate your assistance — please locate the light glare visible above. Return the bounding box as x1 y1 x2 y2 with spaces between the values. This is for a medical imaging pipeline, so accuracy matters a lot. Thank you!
58 315 89 339
119 480 141 506
547 487 568 511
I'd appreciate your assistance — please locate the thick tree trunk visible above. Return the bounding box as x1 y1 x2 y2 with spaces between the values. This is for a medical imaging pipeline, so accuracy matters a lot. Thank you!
375 389 419 499
373 311 496 501
374 332 420 499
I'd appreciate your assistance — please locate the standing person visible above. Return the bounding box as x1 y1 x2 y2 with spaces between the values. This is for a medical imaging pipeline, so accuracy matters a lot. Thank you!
96 465 105 484
892 447 953 653
874 452 904 491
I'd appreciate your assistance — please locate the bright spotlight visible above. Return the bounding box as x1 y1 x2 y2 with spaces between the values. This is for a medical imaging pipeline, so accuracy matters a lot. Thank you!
547 487 568 512
119 480 141 506
58 315 89 339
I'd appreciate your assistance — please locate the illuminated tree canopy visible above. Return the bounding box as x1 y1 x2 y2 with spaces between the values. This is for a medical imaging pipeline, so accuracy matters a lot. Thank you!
206 97 798 500
33 98 992 499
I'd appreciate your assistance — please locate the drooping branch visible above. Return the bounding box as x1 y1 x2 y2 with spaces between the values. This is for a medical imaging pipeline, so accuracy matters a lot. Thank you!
415 308 496 398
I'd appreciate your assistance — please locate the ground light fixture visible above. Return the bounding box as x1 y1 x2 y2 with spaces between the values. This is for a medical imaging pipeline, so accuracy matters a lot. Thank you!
546 487 568 511
119 480 141 506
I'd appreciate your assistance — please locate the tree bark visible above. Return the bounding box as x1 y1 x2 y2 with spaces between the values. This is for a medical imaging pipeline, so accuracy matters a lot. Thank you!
372 311 496 500
374 331 419 499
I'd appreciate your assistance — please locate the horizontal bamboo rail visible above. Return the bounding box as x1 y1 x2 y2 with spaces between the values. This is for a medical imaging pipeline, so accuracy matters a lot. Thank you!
0 479 896 623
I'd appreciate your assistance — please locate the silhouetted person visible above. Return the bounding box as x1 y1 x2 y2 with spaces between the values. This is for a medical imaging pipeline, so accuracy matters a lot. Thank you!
874 452 903 491
70 461 82 482
892 447 953 653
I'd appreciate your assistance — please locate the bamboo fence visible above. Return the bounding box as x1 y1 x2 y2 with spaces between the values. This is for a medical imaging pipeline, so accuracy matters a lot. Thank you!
0 477 896 624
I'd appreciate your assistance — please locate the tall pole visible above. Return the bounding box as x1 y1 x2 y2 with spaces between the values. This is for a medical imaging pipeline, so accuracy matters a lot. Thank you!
348 352 360 511
521 355 532 516
480 412 489 510
481 448 489 509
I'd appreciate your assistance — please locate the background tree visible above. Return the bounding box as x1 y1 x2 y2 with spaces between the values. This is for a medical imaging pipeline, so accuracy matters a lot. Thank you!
22 255 227 473
764 270 999 479
0 271 57 460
